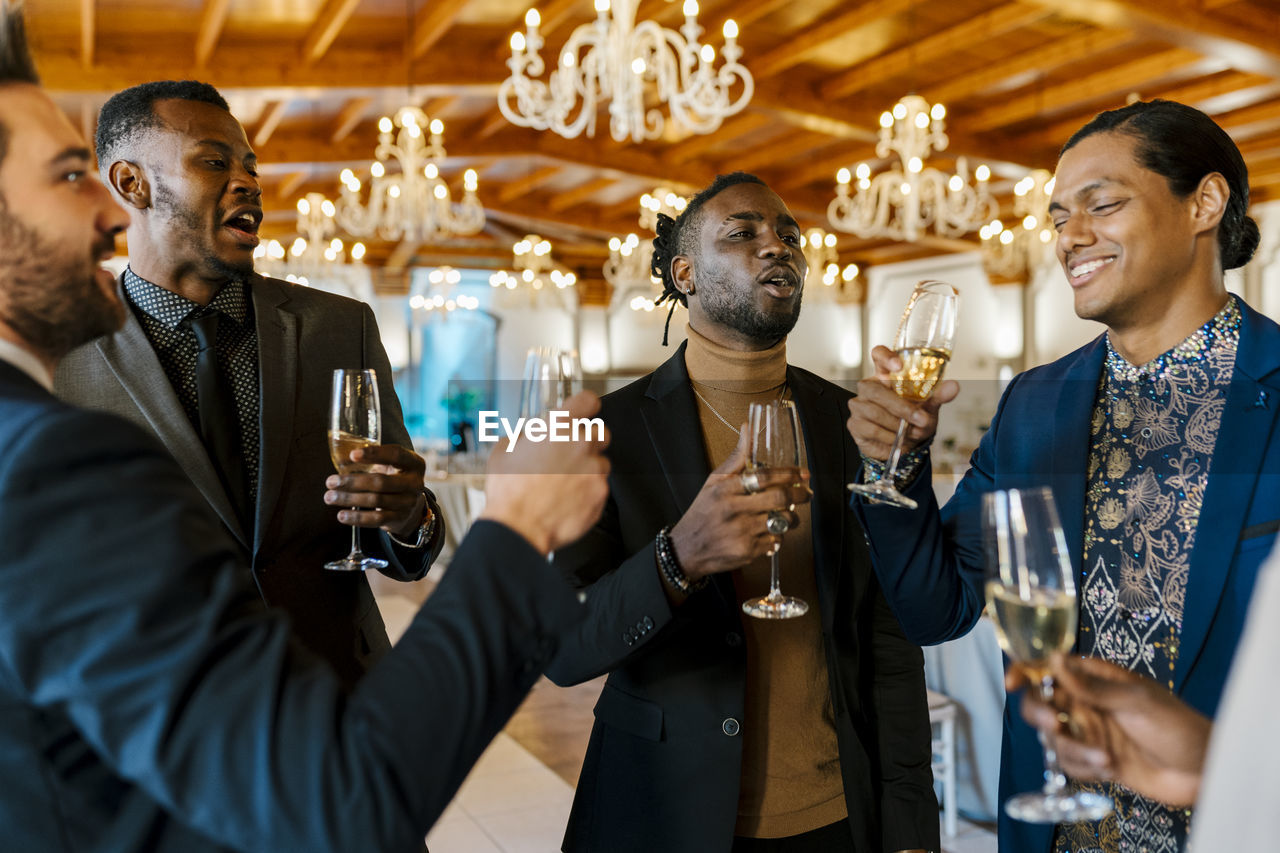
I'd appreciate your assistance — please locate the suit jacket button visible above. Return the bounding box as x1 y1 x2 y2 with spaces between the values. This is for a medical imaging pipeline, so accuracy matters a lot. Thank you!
622 632 634 646
642 616 654 630
722 718 740 737
725 632 742 647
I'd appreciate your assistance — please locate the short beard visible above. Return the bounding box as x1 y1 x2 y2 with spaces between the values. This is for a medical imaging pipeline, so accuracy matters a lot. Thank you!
698 274 803 345
153 178 253 280
0 202 121 362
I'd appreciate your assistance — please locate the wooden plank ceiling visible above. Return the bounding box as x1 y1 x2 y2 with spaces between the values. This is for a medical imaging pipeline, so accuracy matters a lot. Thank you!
25 0 1280 301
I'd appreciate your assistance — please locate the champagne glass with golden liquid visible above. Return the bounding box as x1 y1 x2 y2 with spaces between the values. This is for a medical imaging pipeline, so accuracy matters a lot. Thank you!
848 279 958 509
324 369 388 572
742 400 809 619
984 487 1112 823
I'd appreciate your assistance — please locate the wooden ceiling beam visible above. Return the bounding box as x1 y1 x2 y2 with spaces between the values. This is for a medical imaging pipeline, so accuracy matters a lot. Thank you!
275 171 309 203
547 177 617 213
923 27 1135 107
330 96 373 143
705 0 793 34
667 112 774 164
820 4 1050 101
79 0 94 69
497 165 563 204
301 0 363 64
749 0 917 79
410 0 471 59
539 0 589 38
964 48 1214 130
252 100 289 148
194 0 233 68
1026 0 1280 79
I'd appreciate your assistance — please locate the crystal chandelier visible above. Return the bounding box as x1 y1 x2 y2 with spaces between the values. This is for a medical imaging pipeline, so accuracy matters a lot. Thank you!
490 235 578 291
254 192 367 286
604 189 688 310
498 0 752 143
828 95 996 243
335 106 484 243
409 266 481 316
980 169 1057 281
800 227 861 292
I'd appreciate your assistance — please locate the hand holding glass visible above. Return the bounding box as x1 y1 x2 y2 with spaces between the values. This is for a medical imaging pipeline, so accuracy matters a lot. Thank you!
325 369 389 572
848 279 957 509
983 487 1112 823
519 347 582 419
741 399 809 620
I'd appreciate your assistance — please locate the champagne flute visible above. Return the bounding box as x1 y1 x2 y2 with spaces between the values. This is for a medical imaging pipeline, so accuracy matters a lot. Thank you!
324 369 389 572
742 400 809 619
848 279 958 509
983 487 1112 823
519 347 582 419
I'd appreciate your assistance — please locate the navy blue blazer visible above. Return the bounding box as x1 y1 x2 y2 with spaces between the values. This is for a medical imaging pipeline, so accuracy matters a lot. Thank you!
0 359 579 853
549 344 938 853
854 298 1280 851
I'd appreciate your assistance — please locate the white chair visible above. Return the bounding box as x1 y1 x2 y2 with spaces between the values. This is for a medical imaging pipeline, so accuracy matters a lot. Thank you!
927 688 959 839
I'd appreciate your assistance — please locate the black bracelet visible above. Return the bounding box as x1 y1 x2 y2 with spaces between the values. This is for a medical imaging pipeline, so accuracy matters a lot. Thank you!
655 525 707 594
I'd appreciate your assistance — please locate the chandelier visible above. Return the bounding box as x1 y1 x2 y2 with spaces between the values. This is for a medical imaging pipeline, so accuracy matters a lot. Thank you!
980 169 1057 281
604 188 688 310
409 266 481 315
828 95 996 243
253 192 367 287
335 107 484 243
498 0 752 143
800 227 862 292
490 235 578 291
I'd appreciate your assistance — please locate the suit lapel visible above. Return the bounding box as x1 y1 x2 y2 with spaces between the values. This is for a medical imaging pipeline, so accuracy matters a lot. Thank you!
96 289 249 545
251 275 298 557
787 367 841 630
1176 303 1280 690
1041 339 1106 578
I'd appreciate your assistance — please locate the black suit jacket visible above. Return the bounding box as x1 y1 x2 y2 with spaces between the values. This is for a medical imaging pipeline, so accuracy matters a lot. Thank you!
548 344 938 853
54 273 443 686
0 358 578 852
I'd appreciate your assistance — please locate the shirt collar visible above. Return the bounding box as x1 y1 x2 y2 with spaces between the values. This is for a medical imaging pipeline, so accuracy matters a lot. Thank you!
123 266 250 329
1104 295 1242 383
0 337 53 390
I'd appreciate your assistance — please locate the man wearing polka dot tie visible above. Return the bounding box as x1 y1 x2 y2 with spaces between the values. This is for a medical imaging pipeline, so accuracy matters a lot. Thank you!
846 100 1278 853
55 81 444 689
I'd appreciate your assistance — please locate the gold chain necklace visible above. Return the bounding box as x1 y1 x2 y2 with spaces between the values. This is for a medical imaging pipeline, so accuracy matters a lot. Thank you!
690 382 789 437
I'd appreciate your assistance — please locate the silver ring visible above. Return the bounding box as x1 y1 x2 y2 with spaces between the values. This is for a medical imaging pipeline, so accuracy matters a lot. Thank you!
766 512 789 536
740 469 762 494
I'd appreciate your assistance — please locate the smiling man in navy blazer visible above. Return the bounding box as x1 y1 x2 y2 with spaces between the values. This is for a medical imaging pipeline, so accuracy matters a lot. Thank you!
847 100 1273 853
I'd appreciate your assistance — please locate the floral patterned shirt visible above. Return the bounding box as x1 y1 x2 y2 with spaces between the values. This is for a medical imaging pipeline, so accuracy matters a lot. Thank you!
1054 296 1241 853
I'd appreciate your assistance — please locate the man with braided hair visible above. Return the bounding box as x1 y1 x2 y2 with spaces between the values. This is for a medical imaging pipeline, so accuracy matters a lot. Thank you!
548 172 938 853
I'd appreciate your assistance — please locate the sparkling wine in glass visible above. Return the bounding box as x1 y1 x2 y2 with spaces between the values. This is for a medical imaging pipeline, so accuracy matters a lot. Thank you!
848 279 958 509
742 400 809 620
519 347 582 420
983 487 1112 823
324 369 389 572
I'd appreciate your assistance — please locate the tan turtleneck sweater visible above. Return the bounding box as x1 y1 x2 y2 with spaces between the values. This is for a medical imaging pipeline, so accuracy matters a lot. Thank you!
682 324 847 839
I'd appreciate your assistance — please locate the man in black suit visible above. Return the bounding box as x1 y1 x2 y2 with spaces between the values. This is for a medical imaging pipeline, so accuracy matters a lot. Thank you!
55 80 441 688
0 5 609 849
549 172 938 853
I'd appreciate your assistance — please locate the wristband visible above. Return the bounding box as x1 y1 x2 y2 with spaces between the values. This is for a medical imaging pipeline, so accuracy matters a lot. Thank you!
655 525 707 594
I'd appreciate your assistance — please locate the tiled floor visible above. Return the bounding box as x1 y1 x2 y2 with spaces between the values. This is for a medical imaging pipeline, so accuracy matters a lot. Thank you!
374 581 997 853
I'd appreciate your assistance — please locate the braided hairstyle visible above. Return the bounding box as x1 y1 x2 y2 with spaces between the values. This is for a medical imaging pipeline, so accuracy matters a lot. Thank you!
650 171 767 345
1062 99 1260 270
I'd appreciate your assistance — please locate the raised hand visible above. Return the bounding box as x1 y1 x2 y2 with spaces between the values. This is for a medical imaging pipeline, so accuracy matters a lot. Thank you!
846 344 959 462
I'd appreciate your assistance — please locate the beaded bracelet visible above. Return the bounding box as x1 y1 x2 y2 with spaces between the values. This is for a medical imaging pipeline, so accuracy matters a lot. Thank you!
655 525 707 594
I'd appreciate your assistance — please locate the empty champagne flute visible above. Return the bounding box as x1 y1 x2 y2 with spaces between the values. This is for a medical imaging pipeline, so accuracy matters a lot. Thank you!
742 399 809 619
848 279 958 509
983 487 1112 823
519 347 582 419
324 369 389 572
